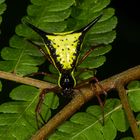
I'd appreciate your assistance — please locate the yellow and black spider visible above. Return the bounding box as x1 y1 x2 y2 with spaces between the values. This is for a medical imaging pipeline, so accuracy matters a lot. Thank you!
25 15 103 127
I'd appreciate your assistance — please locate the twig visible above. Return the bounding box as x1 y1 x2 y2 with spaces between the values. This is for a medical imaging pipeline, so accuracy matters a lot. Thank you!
0 71 55 89
116 82 140 140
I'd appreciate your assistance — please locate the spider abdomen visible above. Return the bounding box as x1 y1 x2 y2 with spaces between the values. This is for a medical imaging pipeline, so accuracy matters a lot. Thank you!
46 33 82 71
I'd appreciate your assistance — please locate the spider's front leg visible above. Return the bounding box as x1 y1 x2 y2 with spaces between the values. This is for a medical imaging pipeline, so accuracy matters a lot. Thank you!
35 86 60 128
76 76 107 125
90 77 107 125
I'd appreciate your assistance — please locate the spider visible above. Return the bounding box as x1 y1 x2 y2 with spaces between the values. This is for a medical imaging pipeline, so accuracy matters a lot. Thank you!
25 15 106 127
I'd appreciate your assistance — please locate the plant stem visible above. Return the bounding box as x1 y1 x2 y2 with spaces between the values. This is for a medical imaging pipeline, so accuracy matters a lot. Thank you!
117 83 140 140
0 71 55 89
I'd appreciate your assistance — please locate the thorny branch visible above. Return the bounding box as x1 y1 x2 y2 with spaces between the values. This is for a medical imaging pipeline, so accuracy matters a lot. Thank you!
0 65 140 140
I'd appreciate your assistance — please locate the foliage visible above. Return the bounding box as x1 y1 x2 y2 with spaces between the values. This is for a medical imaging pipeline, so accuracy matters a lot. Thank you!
0 0 139 140
0 85 59 140
0 0 6 26
0 80 139 139
48 99 127 140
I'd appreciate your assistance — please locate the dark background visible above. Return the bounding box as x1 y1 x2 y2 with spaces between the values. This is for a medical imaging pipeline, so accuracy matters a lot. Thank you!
99 0 140 79
0 0 140 80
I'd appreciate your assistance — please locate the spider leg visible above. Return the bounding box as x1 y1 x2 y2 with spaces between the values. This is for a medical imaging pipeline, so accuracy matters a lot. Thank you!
27 71 58 81
27 39 53 64
76 76 107 125
90 82 106 125
76 76 107 98
90 77 107 125
26 40 58 79
35 86 60 128
76 44 107 124
35 89 46 128
77 45 103 66
91 77 107 97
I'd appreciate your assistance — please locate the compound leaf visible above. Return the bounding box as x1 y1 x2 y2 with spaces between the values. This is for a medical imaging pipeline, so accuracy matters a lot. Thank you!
0 85 59 140
0 35 45 76
49 99 126 140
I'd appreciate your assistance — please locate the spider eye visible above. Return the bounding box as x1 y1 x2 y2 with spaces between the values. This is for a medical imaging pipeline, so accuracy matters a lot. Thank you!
60 73 75 89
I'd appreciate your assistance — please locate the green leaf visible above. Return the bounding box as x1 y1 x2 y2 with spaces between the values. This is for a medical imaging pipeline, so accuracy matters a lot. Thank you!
9 35 42 56
79 56 106 69
41 8 71 22
0 0 6 25
111 109 129 132
127 81 140 112
0 0 6 4
10 85 39 101
0 2 6 15
17 20 67 34
49 99 123 140
86 31 116 45
77 45 111 82
28 7 71 22
127 80 140 89
0 35 45 76
0 61 16 72
86 105 102 118
78 70 95 80
71 0 111 21
49 64 59 74
92 45 112 56
101 119 117 140
44 74 58 85
0 85 59 139
89 16 117 34
81 45 112 58
77 0 110 12
104 98 121 114
43 92 59 109
43 64 58 84
31 0 75 12
70 112 99 126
